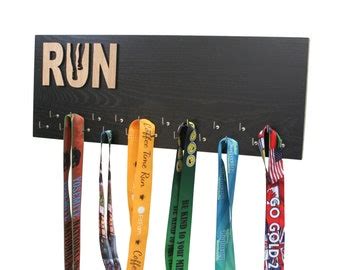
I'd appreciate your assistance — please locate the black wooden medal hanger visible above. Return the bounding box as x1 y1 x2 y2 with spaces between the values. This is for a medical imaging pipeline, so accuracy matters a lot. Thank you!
33 35 309 159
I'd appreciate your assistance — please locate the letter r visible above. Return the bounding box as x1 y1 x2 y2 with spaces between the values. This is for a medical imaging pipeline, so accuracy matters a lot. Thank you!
42 42 64 86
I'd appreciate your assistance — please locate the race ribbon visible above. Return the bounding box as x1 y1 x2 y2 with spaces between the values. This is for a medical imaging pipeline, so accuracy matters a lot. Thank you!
126 119 156 270
63 113 84 270
258 125 285 270
99 130 121 270
165 120 198 270
215 137 239 270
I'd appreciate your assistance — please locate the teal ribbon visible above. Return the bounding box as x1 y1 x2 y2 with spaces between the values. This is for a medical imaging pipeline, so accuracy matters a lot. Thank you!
215 137 239 270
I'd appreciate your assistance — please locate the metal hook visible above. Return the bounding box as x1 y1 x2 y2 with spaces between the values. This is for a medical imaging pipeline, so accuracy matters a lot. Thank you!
59 123 64 131
92 113 102 122
198 133 206 142
125 128 128 136
252 138 258 146
38 121 49 129
213 121 220 130
239 123 246 132
162 117 171 127
114 114 124 123
49 110 60 119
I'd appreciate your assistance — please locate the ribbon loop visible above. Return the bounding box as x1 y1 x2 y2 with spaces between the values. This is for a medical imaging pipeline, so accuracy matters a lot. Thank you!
258 126 285 270
215 137 239 270
165 121 198 270
99 130 121 270
127 119 155 270
63 113 84 270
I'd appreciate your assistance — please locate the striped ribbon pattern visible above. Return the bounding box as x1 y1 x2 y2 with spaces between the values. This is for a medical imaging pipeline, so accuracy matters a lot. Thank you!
258 125 285 270
63 113 84 270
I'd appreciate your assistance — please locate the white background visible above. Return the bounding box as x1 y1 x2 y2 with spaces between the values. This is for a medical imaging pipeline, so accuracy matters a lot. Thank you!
0 1 339 269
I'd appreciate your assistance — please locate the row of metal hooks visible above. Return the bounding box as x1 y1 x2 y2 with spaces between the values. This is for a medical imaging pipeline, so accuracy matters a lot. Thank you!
38 110 285 148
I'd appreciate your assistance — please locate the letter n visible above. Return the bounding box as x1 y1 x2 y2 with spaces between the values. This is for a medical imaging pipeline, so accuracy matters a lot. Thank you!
92 43 117 89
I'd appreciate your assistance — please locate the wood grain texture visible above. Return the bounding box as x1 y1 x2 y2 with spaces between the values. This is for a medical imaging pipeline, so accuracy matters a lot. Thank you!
33 35 309 159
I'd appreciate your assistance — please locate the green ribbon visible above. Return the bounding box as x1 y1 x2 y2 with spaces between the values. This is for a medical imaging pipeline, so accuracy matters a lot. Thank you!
165 121 198 270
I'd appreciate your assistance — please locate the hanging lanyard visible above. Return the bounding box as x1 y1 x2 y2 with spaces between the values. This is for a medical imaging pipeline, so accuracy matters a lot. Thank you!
99 130 121 270
63 113 84 270
215 137 239 270
258 125 285 270
126 119 155 270
165 121 198 270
